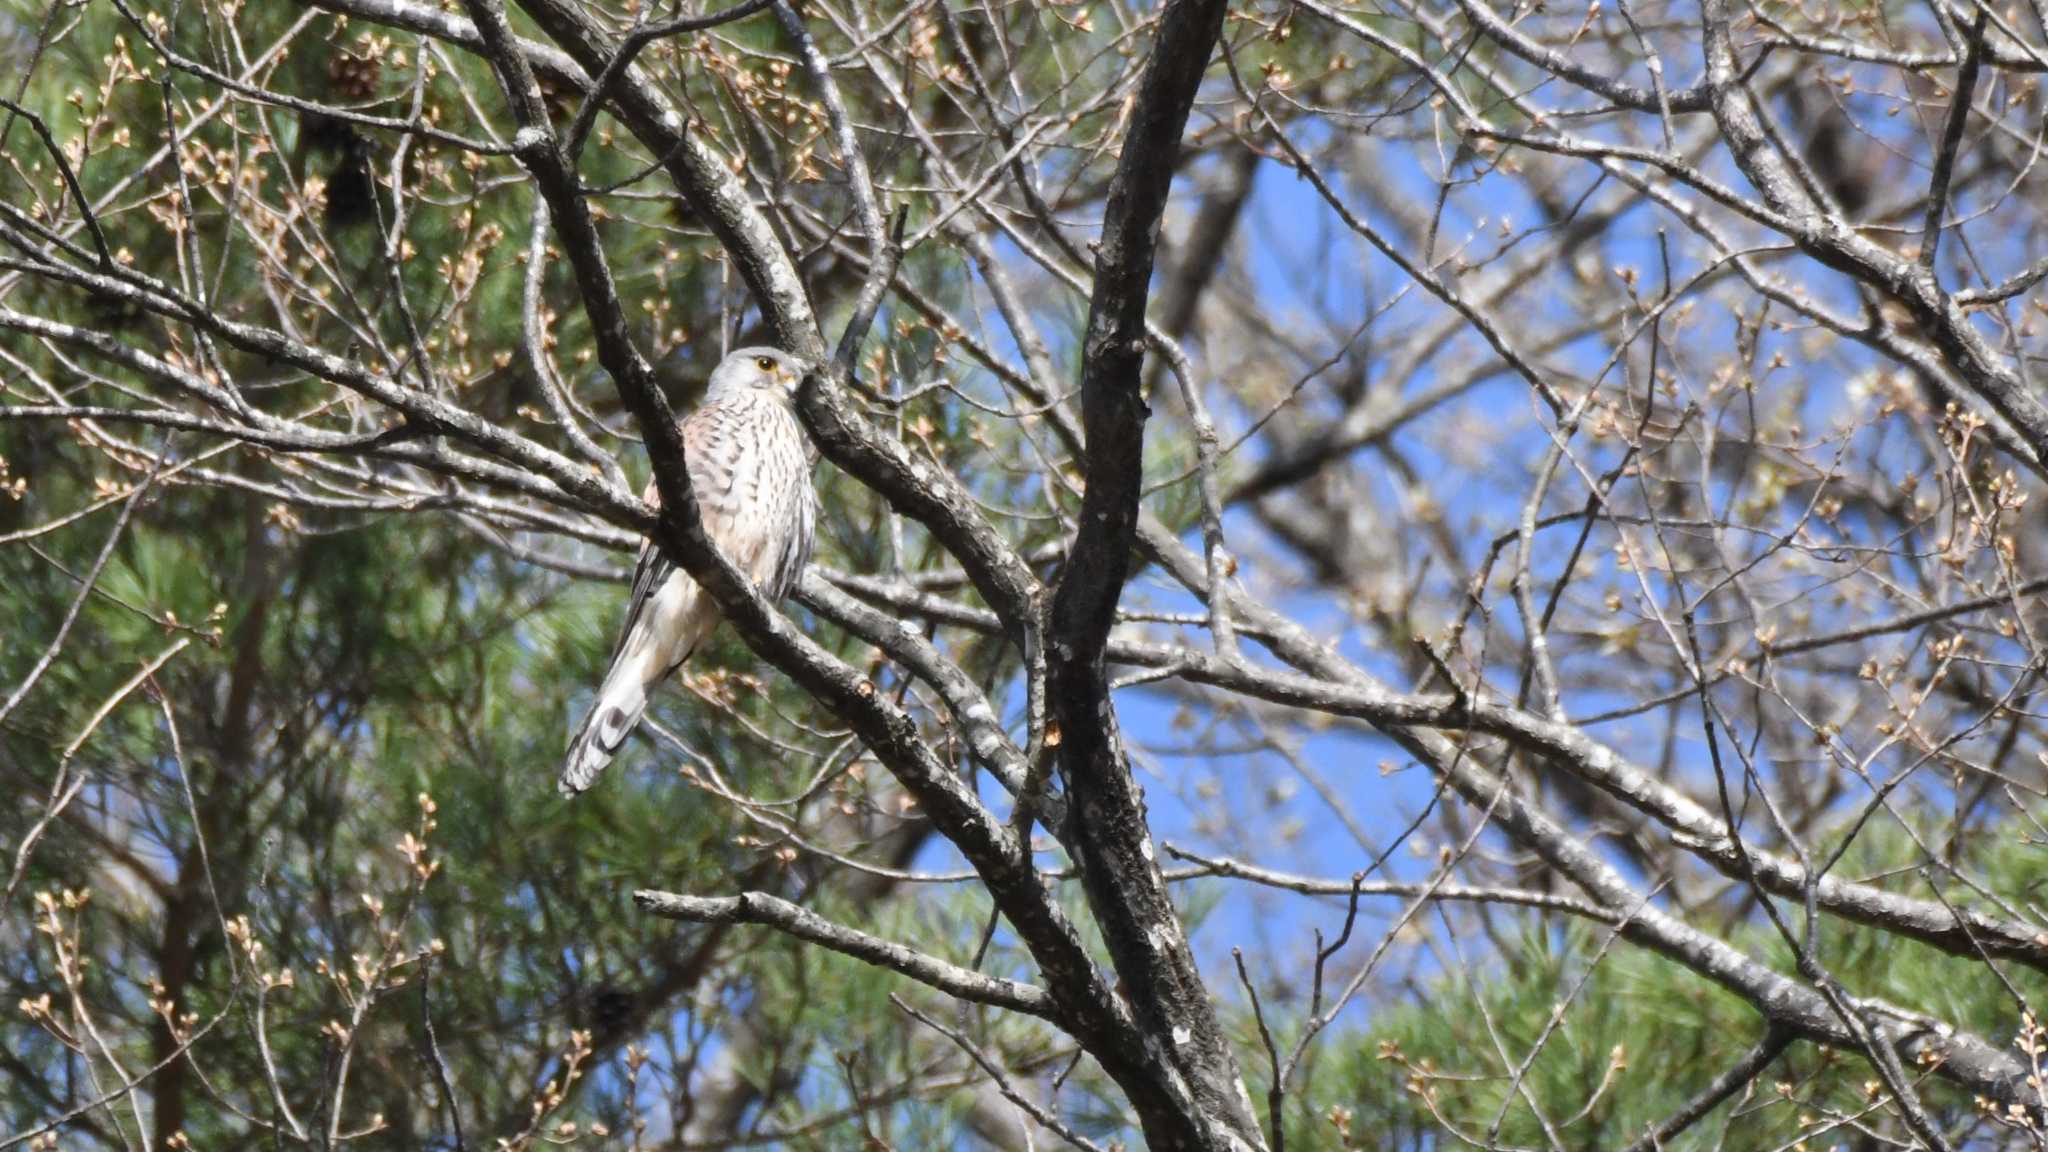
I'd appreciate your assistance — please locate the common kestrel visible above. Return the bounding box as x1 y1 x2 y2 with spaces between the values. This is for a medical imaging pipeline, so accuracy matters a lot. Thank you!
561 347 817 794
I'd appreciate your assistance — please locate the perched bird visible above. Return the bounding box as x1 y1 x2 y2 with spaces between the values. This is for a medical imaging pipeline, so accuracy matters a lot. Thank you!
560 347 818 795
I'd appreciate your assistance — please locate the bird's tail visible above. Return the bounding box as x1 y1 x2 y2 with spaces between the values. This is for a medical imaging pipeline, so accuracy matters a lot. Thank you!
560 659 649 796
560 576 716 796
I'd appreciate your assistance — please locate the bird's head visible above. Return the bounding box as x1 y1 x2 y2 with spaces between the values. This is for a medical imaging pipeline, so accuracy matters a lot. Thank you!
707 346 813 404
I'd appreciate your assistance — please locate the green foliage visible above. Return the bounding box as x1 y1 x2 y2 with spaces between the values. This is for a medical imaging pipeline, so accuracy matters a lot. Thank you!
1277 830 2048 1152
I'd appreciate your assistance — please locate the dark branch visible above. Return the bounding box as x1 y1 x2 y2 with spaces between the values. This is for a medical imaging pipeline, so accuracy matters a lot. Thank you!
636 890 1055 1017
1041 0 1263 1146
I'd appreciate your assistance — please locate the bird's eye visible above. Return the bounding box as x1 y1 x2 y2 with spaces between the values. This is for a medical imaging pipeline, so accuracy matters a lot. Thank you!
755 356 775 372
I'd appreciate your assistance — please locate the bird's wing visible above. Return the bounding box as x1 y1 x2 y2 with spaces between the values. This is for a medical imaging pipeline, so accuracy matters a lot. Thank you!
765 476 816 601
605 534 674 670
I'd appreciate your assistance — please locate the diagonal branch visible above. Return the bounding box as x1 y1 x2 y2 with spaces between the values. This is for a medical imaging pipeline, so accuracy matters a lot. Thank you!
1919 6 1989 271
636 890 1054 1017
1692 0 2048 467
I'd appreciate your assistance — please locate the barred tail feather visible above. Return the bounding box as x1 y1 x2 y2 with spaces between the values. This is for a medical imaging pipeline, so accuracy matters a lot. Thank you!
559 572 716 796
560 669 648 796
